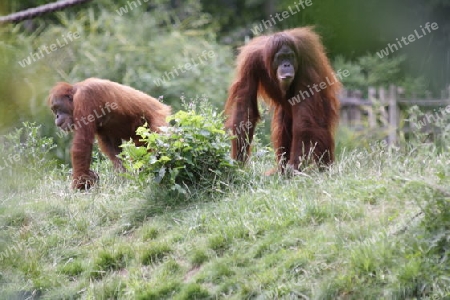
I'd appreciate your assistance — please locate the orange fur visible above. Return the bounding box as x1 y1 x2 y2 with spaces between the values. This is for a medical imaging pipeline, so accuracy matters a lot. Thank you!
48 78 171 189
225 27 341 170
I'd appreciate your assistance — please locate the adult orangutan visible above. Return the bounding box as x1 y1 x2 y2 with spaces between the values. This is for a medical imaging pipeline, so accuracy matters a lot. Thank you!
224 27 341 173
48 78 171 189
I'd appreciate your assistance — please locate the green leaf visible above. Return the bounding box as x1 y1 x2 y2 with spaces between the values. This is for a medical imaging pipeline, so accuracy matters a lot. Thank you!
149 155 158 164
133 161 144 169
119 107 237 191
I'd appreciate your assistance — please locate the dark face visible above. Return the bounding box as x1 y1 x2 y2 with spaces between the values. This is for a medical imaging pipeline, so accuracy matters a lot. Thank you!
50 96 74 131
273 45 297 91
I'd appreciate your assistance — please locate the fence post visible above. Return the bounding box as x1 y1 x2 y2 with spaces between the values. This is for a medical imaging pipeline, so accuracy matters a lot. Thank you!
367 87 377 128
339 88 348 126
388 85 397 145
353 90 362 127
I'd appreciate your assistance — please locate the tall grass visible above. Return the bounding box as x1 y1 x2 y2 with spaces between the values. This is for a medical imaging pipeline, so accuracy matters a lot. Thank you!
0 119 448 299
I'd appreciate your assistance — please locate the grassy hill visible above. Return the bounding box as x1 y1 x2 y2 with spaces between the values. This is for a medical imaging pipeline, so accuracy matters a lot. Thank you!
0 123 449 300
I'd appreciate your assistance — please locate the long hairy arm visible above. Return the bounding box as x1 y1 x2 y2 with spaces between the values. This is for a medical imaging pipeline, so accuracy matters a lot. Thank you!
224 40 267 162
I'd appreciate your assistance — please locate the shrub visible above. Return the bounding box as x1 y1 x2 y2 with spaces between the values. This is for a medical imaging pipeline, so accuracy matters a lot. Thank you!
0 122 58 192
0 122 56 170
120 97 237 194
2 0 234 163
332 54 429 96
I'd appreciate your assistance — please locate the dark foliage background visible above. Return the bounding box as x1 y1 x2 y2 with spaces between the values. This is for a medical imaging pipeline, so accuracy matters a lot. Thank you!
0 0 449 162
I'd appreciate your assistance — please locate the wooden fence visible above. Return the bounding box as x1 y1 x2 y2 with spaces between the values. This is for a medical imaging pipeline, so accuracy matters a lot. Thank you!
339 86 450 145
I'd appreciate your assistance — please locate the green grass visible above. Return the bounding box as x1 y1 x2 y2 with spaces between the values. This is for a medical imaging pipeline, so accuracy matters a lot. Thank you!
1 141 449 299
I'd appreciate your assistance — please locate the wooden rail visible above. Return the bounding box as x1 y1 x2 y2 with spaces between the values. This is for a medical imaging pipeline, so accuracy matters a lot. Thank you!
339 85 450 144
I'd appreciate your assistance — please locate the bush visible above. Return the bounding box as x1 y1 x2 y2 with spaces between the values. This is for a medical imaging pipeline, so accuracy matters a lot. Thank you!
120 97 237 194
0 122 56 173
1 0 234 162
0 122 58 192
332 54 429 96
29 1 234 111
